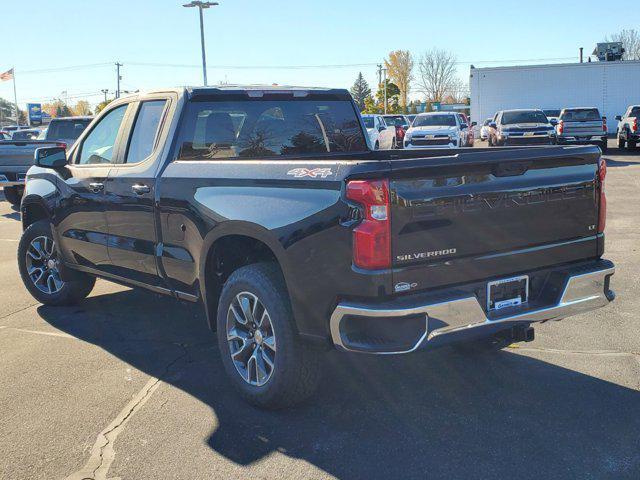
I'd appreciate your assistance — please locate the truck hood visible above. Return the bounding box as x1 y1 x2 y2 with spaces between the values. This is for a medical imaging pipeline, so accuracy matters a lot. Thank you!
408 126 457 135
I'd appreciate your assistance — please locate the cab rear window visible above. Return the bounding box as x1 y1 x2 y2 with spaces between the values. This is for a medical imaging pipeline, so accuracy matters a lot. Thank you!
177 99 367 160
559 109 601 121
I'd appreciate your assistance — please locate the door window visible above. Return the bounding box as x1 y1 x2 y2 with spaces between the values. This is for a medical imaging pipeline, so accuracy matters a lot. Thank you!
125 100 168 164
78 105 128 164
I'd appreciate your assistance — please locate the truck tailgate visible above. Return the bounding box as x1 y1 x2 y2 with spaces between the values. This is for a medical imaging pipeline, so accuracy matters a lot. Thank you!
389 147 601 291
562 120 603 136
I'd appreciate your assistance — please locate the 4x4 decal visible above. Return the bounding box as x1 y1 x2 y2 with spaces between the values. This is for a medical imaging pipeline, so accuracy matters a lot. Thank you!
287 168 333 178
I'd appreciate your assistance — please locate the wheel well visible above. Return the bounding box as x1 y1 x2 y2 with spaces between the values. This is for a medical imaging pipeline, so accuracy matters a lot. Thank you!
204 235 283 330
22 203 49 231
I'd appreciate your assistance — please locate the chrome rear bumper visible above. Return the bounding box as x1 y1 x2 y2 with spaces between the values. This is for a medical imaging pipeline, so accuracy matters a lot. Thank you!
330 264 615 354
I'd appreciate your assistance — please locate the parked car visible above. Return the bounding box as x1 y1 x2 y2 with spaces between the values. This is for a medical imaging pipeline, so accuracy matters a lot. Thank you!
11 129 41 141
2 125 30 134
457 113 476 146
382 114 411 148
20 86 614 409
404 112 467 149
480 118 493 141
556 108 608 152
615 105 640 150
361 114 397 149
0 131 10 141
488 109 556 146
43 116 93 148
0 117 92 207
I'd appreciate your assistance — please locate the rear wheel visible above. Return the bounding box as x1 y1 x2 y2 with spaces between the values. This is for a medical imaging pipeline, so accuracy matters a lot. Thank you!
628 138 637 150
617 131 625 149
374 141 379 150
4 186 23 207
216 263 322 409
18 220 95 305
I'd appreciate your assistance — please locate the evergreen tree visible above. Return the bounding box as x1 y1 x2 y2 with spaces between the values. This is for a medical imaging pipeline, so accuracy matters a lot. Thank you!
350 72 372 110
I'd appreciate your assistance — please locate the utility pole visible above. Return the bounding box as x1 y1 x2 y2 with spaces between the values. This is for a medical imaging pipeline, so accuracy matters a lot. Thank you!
383 67 388 114
101 89 109 102
115 62 123 98
183 1 219 86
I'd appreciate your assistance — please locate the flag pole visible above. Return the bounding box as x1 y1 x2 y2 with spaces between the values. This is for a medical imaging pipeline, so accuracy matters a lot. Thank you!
12 67 19 126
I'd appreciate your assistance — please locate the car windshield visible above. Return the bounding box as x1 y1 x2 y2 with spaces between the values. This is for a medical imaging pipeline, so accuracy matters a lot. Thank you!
483 119 492 126
11 130 39 140
413 115 457 127
543 110 561 118
501 111 548 125
383 116 406 127
362 117 375 129
560 109 601 121
178 98 368 160
45 119 92 141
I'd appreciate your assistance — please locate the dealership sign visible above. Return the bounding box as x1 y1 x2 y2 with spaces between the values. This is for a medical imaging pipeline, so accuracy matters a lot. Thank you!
27 103 43 126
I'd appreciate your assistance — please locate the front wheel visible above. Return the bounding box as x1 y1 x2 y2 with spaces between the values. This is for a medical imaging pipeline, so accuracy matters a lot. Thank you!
3 186 23 207
617 131 625 149
600 139 608 153
216 263 322 409
18 220 95 305
374 141 380 150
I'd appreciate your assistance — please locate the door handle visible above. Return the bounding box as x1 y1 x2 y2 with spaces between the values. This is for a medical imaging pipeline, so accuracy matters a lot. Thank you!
131 184 151 195
89 182 104 193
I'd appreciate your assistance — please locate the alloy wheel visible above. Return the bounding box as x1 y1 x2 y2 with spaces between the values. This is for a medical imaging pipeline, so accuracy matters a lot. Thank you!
25 235 64 295
226 291 277 386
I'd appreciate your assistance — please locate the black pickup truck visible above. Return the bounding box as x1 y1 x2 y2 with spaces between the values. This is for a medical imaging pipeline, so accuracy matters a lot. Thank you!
18 86 615 408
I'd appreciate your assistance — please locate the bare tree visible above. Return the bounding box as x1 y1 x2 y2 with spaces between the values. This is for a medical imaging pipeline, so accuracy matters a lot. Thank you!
385 50 414 112
606 29 640 60
417 49 458 102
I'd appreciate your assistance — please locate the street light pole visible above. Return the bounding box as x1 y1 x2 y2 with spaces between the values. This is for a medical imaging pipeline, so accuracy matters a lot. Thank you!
183 1 219 86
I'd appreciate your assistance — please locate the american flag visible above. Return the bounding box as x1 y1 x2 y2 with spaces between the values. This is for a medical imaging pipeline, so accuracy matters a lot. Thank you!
0 68 14 81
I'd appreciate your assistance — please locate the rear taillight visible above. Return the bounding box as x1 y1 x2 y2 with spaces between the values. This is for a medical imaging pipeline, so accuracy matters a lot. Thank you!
395 125 405 140
633 118 638 133
346 179 391 270
602 117 607 133
597 158 607 233
56 142 67 149
558 120 564 134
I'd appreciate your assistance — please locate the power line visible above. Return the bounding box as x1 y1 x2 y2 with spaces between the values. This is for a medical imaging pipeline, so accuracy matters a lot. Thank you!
18 63 112 75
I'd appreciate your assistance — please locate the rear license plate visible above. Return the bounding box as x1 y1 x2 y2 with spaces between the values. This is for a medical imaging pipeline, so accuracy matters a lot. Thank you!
487 275 529 311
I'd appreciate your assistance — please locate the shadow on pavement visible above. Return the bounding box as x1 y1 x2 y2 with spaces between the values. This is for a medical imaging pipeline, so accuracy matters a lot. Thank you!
38 289 640 479
2 209 20 221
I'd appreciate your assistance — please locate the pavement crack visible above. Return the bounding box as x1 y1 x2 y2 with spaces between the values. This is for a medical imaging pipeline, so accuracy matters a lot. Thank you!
65 344 188 480
0 303 39 321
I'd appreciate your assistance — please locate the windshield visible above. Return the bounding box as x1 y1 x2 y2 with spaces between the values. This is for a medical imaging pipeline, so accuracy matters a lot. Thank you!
483 119 492 126
413 114 457 127
362 117 375 129
543 110 561 118
560 109 601 121
12 130 39 140
45 119 92 141
501 111 548 125
383 116 406 127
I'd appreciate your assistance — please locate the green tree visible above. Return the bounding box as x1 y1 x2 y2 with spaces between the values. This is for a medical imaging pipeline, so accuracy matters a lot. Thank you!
362 95 378 114
350 72 372 110
375 80 401 113
94 100 112 115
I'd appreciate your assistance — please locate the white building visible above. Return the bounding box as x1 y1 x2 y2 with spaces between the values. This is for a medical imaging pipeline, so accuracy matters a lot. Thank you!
470 61 640 128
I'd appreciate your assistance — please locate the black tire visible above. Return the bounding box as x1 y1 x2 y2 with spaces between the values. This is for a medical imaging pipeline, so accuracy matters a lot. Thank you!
216 263 322 409
374 141 379 150
4 186 22 207
600 139 608 153
18 220 95 306
391 138 397 149
617 131 625 149
628 138 637 150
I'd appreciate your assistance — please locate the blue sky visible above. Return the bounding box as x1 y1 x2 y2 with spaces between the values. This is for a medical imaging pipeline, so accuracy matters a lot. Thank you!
2 0 638 108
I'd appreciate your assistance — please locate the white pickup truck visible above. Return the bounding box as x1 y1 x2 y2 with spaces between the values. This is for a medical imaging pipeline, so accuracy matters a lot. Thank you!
404 112 470 149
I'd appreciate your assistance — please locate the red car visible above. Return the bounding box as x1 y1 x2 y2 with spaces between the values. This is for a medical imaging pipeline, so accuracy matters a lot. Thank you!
382 115 411 149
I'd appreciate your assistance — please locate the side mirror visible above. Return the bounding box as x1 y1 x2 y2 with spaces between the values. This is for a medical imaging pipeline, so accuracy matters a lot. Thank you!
35 146 67 168
615 115 622 121
489 122 497 129
549 118 558 126
471 122 477 127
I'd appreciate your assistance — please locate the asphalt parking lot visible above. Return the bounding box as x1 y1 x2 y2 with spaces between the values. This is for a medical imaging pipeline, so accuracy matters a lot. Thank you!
1 140 639 480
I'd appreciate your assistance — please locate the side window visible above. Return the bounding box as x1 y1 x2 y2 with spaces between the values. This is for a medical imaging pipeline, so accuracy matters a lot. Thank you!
125 100 167 164
78 105 128 165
